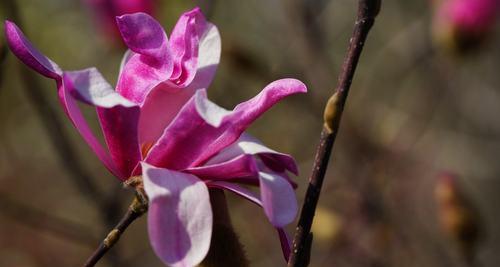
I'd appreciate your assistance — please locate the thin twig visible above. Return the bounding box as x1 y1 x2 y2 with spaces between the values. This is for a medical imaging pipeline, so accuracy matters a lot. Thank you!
288 1 381 266
84 195 148 267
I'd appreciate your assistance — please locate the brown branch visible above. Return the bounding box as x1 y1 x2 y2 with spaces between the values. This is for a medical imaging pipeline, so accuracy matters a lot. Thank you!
288 1 381 266
84 194 148 267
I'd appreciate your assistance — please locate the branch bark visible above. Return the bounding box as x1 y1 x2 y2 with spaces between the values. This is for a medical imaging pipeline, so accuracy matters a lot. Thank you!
288 1 381 266
84 195 148 267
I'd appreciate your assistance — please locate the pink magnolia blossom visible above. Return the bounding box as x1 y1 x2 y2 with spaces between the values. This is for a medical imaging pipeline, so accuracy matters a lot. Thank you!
432 0 500 51
84 0 156 42
5 8 306 267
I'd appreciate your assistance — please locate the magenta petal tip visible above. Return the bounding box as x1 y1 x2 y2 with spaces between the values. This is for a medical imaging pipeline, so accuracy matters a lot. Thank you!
4 20 62 79
116 12 168 59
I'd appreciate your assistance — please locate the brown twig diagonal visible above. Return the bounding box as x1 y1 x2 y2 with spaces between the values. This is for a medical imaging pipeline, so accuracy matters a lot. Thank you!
84 195 148 267
288 1 381 266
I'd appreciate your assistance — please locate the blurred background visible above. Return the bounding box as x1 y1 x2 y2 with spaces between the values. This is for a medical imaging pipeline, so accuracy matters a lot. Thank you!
1 0 500 266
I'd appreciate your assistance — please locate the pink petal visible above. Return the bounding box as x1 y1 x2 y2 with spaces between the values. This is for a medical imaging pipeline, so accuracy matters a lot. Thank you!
207 181 292 261
185 22 220 91
259 171 298 227
138 17 221 146
116 12 169 58
4 21 123 178
58 81 122 178
138 85 197 147
145 79 307 170
118 49 134 75
64 68 136 108
142 163 212 267
168 7 205 86
184 154 259 183
97 106 140 179
115 13 173 104
63 68 142 179
207 133 299 175
4 20 62 79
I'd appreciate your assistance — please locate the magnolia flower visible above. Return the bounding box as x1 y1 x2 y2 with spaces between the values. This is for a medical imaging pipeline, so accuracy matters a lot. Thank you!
432 0 500 52
84 0 156 42
5 8 306 267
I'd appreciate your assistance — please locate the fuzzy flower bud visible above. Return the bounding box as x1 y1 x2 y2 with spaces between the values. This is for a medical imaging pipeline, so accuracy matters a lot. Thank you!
432 0 500 53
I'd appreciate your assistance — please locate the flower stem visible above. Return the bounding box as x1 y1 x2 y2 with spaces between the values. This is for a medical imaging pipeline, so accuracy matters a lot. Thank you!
200 188 249 267
288 1 381 266
83 195 148 267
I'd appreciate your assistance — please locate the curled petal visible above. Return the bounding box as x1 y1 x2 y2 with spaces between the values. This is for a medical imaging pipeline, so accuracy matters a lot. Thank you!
97 105 140 179
58 82 121 178
116 13 173 104
64 67 136 108
4 21 123 178
138 17 221 146
63 68 141 179
192 79 306 165
4 20 62 79
186 22 221 91
169 7 206 86
142 163 212 267
146 79 307 170
208 133 298 175
116 12 168 58
184 154 259 183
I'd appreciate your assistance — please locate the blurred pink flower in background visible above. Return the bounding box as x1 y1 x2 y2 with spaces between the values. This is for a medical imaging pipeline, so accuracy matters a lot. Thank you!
84 0 156 43
432 0 500 52
5 7 305 267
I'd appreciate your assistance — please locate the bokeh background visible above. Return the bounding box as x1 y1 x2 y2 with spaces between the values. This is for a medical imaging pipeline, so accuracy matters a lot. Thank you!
1 0 500 266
